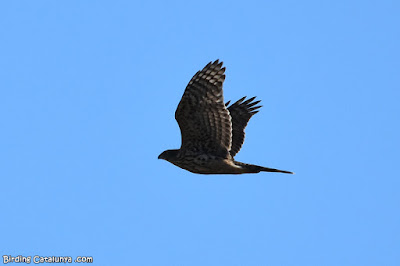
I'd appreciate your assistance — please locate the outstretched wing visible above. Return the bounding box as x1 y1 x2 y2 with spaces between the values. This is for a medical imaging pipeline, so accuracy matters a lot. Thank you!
225 96 261 157
175 60 232 158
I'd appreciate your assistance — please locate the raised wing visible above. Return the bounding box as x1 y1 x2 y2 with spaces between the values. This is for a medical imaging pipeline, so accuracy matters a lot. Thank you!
225 96 261 157
175 60 232 158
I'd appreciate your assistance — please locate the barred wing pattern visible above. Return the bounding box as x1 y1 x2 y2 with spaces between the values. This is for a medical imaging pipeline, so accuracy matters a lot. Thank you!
175 60 232 158
226 97 261 157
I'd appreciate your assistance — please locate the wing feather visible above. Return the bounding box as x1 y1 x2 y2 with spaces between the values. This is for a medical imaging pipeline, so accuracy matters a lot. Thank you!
175 60 232 157
226 96 262 157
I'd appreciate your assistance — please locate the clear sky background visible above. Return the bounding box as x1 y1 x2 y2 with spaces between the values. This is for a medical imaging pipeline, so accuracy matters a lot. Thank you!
1 1 399 265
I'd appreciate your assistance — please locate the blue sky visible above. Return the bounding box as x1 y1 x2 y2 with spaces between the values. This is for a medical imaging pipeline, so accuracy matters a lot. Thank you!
1 0 399 265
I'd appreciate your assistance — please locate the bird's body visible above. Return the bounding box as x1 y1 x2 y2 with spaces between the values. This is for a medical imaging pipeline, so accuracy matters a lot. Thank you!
158 60 293 175
162 151 239 174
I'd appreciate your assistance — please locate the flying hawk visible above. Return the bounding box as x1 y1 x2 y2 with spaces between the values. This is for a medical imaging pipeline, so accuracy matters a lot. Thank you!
158 60 293 175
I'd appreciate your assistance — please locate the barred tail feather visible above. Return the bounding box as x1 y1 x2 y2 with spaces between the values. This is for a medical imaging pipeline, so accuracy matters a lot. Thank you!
235 161 294 174
256 165 294 174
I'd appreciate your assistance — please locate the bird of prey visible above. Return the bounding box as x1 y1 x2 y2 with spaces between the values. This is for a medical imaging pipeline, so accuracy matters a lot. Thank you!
158 60 293 175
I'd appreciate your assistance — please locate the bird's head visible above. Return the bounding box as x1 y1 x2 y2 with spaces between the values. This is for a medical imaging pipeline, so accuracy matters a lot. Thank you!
158 149 179 162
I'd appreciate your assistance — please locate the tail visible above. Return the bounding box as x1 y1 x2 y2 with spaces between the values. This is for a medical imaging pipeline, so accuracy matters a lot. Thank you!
235 161 294 174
